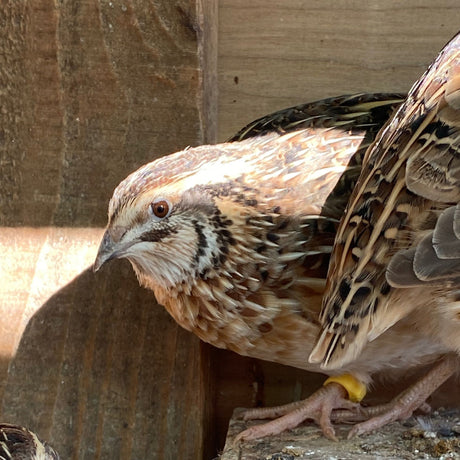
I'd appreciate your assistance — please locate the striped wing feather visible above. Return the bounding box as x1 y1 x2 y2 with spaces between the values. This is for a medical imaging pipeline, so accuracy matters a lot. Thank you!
310 32 460 369
230 92 405 223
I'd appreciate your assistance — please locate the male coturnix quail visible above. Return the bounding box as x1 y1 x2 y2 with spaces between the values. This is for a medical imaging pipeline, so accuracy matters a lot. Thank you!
94 92 454 441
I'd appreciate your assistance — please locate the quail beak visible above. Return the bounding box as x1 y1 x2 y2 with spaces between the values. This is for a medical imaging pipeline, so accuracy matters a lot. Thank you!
93 227 132 272
94 230 116 272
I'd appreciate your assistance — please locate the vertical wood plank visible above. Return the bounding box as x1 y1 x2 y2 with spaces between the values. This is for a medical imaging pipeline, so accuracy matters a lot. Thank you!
197 0 219 144
0 0 215 458
217 0 460 140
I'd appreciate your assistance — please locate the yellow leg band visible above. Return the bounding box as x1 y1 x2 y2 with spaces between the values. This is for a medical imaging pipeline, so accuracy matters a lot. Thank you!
323 374 366 403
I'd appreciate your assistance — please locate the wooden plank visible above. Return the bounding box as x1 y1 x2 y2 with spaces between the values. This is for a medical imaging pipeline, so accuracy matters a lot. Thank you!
0 1 215 458
217 0 460 140
0 229 212 459
0 0 206 228
198 0 219 144
221 407 460 460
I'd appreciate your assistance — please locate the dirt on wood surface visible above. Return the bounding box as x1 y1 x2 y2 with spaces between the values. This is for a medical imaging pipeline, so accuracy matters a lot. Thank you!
220 408 460 460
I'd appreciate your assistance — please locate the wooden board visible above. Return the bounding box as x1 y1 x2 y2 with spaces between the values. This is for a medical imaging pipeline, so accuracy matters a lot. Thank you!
0 1 216 459
217 0 460 140
0 229 214 459
221 408 460 460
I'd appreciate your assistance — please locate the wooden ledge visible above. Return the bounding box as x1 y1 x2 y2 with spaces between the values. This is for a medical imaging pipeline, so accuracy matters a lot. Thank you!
220 408 460 460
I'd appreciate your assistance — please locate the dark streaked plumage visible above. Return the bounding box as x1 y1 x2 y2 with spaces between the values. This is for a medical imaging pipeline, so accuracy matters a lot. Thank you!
94 93 452 440
229 93 404 142
0 424 59 460
311 32 460 371
95 93 404 367
230 93 406 224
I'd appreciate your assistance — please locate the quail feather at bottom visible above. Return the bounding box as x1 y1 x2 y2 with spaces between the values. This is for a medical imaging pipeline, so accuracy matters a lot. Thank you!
0 424 59 460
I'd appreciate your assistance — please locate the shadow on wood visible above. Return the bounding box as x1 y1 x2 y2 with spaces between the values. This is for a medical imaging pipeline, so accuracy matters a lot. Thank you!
0 261 213 459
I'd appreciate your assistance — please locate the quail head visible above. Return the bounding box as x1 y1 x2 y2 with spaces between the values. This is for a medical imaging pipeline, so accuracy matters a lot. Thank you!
95 93 453 440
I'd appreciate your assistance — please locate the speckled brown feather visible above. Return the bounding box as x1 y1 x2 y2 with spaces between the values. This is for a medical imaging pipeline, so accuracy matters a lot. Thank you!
95 93 450 377
116 128 367 363
231 93 406 222
110 93 403 225
0 424 60 460
311 32 460 369
95 93 457 440
99 94 406 367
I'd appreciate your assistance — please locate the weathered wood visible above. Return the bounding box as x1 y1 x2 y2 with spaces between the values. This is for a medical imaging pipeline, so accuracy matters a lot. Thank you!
0 1 214 459
0 0 205 228
221 408 460 460
0 231 214 460
217 0 460 140
0 229 213 459
198 0 218 144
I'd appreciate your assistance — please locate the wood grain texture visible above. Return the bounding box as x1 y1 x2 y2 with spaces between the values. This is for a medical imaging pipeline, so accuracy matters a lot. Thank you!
0 1 214 459
217 0 460 140
0 233 211 459
197 0 218 144
0 0 204 228
221 407 460 460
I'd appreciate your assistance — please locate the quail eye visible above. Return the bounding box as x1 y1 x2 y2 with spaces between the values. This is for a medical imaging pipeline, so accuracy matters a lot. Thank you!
150 199 171 219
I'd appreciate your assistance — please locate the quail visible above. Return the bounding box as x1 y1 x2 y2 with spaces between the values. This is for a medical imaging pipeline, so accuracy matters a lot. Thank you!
0 424 59 460
94 92 451 441
310 32 460 436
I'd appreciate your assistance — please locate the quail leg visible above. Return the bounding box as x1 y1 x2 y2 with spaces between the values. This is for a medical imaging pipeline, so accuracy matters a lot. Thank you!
344 355 457 438
235 382 360 442
235 356 457 442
